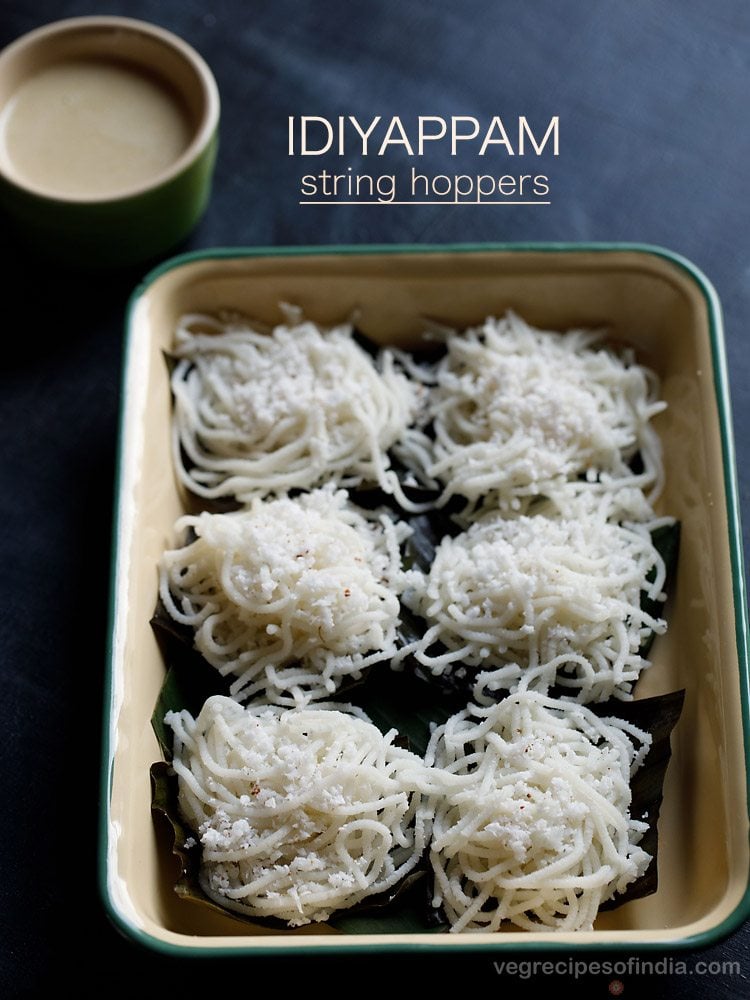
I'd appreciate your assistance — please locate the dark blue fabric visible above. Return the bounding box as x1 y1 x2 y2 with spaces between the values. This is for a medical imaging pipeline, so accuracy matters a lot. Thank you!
0 1 748 994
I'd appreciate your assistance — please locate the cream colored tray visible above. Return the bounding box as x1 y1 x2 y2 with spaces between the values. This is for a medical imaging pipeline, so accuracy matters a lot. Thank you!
100 243 750 954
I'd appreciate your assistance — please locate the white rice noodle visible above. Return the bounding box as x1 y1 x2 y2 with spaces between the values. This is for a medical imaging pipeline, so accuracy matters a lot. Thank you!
426 691 652 932
159 487 409 705
399 488 671 703
170 312 429 511
428 311 666 515
167 697 437 926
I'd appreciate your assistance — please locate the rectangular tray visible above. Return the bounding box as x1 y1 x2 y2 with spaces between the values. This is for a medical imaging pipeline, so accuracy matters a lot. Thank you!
100 243 750 954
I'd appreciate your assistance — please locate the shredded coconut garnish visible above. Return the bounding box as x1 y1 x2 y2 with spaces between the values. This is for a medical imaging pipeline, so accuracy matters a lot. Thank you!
426 311 666 515
166 697 439 926
399 488 671 703
170 311 429 510
159 487 410 705
426 691 652 932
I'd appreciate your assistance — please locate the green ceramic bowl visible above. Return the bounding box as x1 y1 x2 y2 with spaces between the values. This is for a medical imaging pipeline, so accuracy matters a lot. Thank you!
0 16 219 268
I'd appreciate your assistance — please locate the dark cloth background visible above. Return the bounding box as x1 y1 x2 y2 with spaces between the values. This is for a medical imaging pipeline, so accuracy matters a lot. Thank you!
1 1 749 995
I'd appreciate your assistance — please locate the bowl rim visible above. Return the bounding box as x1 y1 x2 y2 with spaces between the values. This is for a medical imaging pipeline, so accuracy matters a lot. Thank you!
0 15 220 205
100 240 750 956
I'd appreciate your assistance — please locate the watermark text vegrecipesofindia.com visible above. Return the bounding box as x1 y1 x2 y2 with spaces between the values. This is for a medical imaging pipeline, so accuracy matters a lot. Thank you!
493 957 743 980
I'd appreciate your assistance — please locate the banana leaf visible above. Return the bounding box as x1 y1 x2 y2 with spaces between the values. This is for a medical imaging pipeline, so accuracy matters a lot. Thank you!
149 601 232 759
425 688 685 927
150 621 684 935
149 641 452 933
597 687 685 908
149 502 682 934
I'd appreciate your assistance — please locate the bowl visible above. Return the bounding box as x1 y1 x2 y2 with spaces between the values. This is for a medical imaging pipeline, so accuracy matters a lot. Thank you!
102 242 750 954
0 16 219 268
